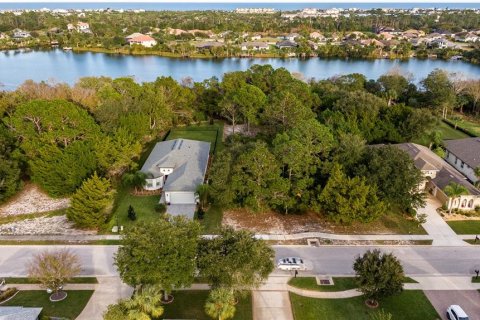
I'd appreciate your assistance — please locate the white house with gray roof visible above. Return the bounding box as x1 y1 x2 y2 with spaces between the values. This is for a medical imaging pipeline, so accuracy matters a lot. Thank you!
444 137 480 185
140 139 210 218
0 306 42 320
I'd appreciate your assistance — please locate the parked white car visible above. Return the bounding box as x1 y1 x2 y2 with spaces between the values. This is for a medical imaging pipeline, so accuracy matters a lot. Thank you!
447 305 469 320
277 257 306 271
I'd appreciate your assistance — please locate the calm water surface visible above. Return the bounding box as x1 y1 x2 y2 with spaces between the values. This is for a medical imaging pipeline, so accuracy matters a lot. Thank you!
1 49 480 89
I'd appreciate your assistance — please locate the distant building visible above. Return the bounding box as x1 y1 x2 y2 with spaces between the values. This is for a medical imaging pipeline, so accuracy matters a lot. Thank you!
309 31 325 41
276 40 298 49
194 41 224 50
241 41 269 51
12 29 31 39
234 8 275 14
126 33 157 47
67 22 91 33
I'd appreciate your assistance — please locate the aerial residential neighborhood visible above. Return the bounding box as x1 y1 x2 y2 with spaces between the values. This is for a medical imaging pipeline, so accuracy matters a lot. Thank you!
1 2 480 320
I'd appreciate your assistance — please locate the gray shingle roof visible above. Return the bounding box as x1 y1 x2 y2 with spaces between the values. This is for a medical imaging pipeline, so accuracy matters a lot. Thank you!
444 137 480 169
141 138 210 192
0 307 42 320
395 143 480 195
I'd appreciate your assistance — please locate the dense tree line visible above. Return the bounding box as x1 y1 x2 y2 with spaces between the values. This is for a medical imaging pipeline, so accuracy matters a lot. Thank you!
0 65 478 225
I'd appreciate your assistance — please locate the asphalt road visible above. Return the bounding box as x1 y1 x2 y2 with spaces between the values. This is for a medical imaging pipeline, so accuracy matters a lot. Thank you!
1 245 480 277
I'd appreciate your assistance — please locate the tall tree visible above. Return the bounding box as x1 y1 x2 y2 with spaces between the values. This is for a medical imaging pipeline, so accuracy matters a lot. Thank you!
318 164 386 224
353 249 404 306
197 227 274 294
421 69 456 119
115 217 201 301
67 172 114 228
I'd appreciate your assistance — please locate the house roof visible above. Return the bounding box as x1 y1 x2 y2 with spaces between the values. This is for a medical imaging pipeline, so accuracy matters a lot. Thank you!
126 32 144 39
241 41 269 48
395 143 480 195
141 139 210 192
128 34 155 42
276 40 298 47
444 138 480 169
0 307 43 320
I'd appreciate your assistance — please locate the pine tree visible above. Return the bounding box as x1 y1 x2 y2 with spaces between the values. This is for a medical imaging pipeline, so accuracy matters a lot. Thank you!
67 172 114 228
127 205 137 221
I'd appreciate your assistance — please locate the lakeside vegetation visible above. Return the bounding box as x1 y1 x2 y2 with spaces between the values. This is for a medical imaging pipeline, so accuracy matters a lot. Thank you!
1 9 480 62
0 64 480 233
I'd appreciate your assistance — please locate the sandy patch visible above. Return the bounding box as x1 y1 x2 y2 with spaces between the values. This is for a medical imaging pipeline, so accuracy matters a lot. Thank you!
223 124 260 138
0 215 95 235
0 184 70 216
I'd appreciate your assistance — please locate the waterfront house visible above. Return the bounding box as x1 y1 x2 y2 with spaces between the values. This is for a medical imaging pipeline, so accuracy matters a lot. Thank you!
195 41 224 50
140 139 210 219
126 33 157 47
12 29 31 39
241 41 269 51
309 31 325 41
444 138 480 184
76 22 91 33
276 40 298 49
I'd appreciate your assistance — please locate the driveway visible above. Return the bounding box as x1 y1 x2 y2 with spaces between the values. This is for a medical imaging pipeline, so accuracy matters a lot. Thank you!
424 290 480 320
253 291 294 320
418 197 466 246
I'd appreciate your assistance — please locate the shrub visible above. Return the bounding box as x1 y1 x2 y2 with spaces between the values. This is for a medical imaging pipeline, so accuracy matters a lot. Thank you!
127 205 137 221
476 206 480 213
406 207 416 216
0 287 18 302
197 207 205 220
155 203 166 213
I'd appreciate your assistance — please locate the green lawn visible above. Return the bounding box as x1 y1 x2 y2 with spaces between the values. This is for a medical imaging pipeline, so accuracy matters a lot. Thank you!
447 220 480 234
288 277 417 292
4 277 97 284
2 290 93 319
161 290 252 320
448 114 480 137
472 276 480 283
166 122 224 154
288 277 357 292
106 187 161 232
196 205 223 234
415 120 469 146
290 291 439 320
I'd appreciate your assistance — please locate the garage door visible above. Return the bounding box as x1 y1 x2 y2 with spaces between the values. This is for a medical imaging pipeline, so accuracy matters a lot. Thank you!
168 192 196 204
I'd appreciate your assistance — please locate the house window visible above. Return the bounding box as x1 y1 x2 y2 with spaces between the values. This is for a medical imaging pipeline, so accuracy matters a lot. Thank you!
461 199 467 208
460 161 464 169
468 200 474 208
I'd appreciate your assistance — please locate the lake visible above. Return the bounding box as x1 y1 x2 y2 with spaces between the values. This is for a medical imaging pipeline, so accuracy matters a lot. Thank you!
1 49 480 89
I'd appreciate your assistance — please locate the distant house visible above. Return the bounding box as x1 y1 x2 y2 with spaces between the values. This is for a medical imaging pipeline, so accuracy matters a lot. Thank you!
67 22 91 33
0 306 43 320
241 41 269 51
126 33 157 47
285 33 300 41
251 34 262 41
396 143 480 211
455 32 480 43
12 29 31 39
194 41 224 50
276 40 298 49
379 32 395 41
309 31 325 41
360 39 385 48
444 138 480 184
140 139 210 219
0 33 9 40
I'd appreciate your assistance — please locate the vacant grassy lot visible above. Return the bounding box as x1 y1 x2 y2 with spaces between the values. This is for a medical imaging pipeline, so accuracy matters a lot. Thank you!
162 290 252 320
290 291 439 320
196 205 223 234
447 220 480 234
4 277 97 284
2 290 93 319
166 122 224 154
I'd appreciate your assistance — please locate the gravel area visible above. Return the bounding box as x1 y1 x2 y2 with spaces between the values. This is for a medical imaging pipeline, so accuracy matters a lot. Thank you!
0 215 95 235
0 184 70 216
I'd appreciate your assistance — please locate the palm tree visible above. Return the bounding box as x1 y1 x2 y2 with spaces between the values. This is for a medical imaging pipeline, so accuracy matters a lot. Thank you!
122 171 147 193
123 285 164 320
196 184 210 211
444 182 469 214
205 288 236 320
